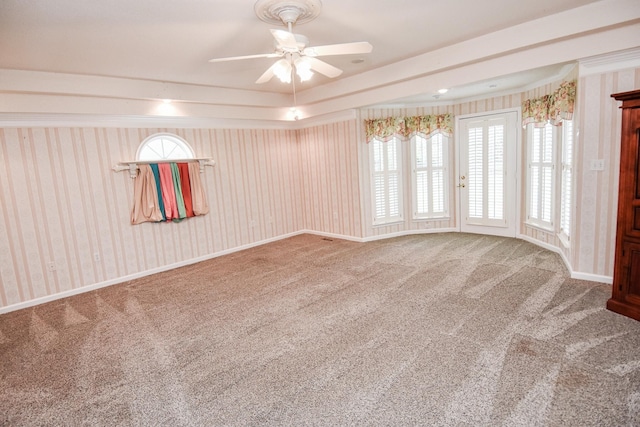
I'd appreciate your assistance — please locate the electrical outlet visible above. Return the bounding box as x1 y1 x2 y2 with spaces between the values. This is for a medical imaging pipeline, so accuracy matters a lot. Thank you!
47 262 56 271
94 253 100 262
250 220 256 228
590 159 605 171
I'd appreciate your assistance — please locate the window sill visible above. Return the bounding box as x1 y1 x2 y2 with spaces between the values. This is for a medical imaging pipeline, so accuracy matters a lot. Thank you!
373 219 404 228
412 216 451 222
524 221 555 234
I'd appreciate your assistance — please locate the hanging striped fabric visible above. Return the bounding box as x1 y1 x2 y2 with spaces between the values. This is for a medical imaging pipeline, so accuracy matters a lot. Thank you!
130 162 209 224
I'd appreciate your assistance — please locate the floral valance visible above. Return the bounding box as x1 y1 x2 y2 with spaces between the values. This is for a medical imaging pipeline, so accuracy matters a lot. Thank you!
365 113 453 142
522 80 576 128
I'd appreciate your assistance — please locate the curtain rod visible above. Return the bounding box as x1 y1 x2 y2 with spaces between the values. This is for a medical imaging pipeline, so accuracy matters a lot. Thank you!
112 158 215 179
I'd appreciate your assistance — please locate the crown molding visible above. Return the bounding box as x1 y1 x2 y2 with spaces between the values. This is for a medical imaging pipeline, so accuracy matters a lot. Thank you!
0 109 358 130
578 46 640 76
0 113 295 129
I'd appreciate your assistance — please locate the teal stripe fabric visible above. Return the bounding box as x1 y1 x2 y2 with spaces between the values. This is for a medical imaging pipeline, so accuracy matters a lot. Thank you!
170 162 187 221
149 163 166 221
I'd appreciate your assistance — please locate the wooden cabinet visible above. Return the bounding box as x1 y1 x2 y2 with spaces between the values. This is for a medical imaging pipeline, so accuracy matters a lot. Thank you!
608 90 640 321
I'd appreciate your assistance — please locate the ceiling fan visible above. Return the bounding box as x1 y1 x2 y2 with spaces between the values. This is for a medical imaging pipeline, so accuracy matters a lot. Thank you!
208 0 373 84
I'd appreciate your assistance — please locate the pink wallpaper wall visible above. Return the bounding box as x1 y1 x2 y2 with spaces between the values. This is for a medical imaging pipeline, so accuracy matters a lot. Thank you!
573 67 640 278
0 127 303 310
298 120 363 238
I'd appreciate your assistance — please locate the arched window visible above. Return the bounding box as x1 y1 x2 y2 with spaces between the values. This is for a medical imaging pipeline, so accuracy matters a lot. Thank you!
136 133 195 161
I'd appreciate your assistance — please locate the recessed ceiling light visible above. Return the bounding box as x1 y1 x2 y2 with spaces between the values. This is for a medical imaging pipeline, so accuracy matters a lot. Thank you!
162 99 172 104
351 58 365 64
438 88 449 94
489 84 498 88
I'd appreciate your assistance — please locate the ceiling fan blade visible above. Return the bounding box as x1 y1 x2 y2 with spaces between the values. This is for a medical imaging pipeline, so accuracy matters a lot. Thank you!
303 41 373 57
307 58 343 78
270 29 299 50
208 53 281 63
255 65 276 84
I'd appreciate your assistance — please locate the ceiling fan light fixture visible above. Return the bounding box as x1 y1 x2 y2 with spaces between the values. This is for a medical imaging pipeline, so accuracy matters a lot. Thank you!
297 67 313 82
295 56 314 81
273 58 292 83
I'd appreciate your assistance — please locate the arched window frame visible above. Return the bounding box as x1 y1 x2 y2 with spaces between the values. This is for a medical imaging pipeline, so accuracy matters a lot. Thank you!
136 133 195 161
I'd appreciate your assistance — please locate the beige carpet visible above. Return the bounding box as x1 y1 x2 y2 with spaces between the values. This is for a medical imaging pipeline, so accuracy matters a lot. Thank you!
1 233 639 426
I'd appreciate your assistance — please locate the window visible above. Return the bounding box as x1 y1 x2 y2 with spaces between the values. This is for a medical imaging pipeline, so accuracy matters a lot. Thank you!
560 120 573 240
371 137 403 225
136 133 195 161
412 133 449 218
527 123 555 229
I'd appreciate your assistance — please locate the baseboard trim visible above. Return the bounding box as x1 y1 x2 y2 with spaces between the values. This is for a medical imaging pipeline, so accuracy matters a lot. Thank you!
517 233 613 284
299 229 366 243
571 271 613 285
362 228 458 242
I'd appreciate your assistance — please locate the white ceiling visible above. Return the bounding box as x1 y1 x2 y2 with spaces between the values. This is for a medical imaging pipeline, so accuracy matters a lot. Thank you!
0 0 639 122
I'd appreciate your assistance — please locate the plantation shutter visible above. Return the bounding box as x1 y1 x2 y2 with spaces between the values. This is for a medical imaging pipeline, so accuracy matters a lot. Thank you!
487 122 505 220
528 123 554 227
560 120 573 238
468 125 484 219
371 138 402 224
466 118 506 224
413 133 448 218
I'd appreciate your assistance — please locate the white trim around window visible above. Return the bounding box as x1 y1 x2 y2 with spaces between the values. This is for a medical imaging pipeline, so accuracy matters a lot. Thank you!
411 133 450 219
370 137 404 226
526 123 556 231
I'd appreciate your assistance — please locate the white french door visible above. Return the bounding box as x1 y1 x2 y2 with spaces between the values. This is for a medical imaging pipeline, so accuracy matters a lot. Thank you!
458 111 518 237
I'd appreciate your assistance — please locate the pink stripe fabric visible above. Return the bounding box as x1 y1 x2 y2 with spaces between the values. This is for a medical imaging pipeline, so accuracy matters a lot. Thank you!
158 163 178 220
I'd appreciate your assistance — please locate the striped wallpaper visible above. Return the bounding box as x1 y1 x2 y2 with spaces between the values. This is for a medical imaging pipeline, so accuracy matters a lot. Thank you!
573 67 640 278
0 127 304 310
1 65 638 311
297 121 363 238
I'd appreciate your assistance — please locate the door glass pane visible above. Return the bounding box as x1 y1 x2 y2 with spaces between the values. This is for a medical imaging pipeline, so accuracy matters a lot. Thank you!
468 126 483 218
488 124 504 220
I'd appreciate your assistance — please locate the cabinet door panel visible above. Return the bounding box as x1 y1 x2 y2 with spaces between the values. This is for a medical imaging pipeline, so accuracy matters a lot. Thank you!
628 117 640 238
625 242 640 305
